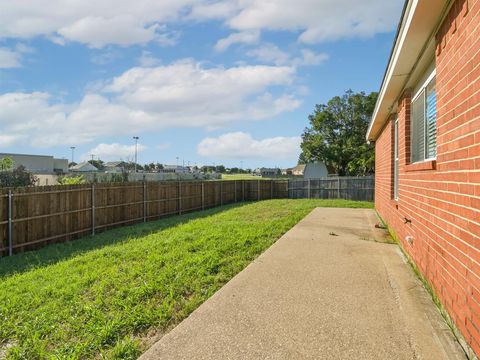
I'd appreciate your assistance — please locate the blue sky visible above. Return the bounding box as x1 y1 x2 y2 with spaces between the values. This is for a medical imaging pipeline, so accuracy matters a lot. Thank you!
0 0 403 169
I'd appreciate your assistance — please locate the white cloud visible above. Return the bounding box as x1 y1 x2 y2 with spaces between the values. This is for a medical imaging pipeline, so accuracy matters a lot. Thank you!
197 132 301 160
246 44 328 67
0 44 34 68
0 0 195 48
214 30 260 52
138 51 161 67
0 48 21 68
58 16 160 48
0 60 300 148
81 143 146 161
224 0 402 44
0 134 26 147
0 1 401 48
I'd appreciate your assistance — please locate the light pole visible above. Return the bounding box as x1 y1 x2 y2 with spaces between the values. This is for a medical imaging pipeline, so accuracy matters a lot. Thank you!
176 157 179 167
133 136 139 173
70 146 75 164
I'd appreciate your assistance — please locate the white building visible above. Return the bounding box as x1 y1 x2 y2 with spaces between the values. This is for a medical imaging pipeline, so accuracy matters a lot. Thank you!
0 153 68 174
158 165 190 174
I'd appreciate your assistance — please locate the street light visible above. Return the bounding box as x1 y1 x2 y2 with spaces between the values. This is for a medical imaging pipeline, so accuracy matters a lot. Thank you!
133 136 139 173
70 146 75 164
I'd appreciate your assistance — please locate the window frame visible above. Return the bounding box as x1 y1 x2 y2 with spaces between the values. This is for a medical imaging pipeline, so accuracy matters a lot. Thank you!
411 68 437 163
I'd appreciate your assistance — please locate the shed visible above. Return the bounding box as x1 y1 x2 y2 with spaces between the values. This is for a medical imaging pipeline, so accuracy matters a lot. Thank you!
303 162 328 179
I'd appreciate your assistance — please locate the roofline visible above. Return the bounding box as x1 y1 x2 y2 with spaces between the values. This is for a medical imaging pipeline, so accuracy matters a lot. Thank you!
366 0 451 142
366 0 412 141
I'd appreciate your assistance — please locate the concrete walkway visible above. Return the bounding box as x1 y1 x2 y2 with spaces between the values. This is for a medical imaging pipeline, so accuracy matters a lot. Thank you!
140 208 466 360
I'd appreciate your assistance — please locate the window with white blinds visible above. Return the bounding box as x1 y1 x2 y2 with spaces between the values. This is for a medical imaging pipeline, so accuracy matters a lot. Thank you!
411 75 437 163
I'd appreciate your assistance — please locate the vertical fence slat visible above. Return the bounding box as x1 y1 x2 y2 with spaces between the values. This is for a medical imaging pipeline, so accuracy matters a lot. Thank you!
8 190 13 256
91 184 95 236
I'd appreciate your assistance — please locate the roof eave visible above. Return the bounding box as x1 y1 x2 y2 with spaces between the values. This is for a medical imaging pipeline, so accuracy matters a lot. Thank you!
366 0 449 142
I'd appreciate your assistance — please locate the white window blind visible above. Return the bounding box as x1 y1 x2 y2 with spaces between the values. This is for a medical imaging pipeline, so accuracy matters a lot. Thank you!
411 90 425 163
425 78 437 159
411 76 436 163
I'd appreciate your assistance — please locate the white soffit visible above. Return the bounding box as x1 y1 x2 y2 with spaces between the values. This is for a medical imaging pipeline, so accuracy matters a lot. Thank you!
366 0 448 141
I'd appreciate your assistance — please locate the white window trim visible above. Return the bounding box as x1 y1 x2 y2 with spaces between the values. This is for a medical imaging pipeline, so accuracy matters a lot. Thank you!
412 68 436 102
411 68 437 163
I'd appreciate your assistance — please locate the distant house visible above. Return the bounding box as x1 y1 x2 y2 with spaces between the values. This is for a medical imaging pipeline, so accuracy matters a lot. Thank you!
158 165 189 174
70 161 98 172
104 161 126 173
254 168 279 177
286 164 306 176
303 162 328 179
0 152 68 174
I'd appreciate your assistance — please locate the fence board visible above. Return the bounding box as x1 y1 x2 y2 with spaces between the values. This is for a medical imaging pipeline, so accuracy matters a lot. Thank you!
288 176 374 201
0 177 372 256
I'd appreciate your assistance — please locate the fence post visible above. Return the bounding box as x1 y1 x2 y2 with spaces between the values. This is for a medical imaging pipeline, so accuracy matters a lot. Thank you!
91 184 95 236
143 181 147 223
242 180 245 201
8 190 13 256
308 179 311 199
257 180 261 201
337 177 341 199
271 180 274 199
220 181 223 206
234 180 237 202
201 182 205 210
178 181 182 215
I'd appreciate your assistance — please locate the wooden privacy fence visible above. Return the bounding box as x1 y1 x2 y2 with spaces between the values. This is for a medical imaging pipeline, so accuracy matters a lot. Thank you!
0 180 288 256
288 176 374 202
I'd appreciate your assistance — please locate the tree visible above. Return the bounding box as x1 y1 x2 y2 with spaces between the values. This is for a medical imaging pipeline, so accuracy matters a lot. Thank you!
299 90 377 176
88 159 105 171
0 165 38 187
0 157 15 171
215 165 226 173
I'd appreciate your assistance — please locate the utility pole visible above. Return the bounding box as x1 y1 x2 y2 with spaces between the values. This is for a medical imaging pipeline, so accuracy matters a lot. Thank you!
70 146 75 164
133 136 139 173
90 154 95 161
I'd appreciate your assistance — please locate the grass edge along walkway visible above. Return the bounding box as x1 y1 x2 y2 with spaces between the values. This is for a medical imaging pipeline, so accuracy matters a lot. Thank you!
0 199 372 359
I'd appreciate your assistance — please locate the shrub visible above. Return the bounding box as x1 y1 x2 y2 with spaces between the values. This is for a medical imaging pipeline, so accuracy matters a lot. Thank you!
58 175 86 185
0 165 38 187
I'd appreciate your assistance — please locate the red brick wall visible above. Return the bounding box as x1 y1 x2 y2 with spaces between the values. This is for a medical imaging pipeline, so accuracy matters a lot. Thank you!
375 0 480 354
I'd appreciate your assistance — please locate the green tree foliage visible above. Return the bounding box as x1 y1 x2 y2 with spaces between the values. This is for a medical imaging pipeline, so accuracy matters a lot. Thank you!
58 175 86 185
0 157 15 171
88 159 105 170
0 165 38 187
299 90 377 176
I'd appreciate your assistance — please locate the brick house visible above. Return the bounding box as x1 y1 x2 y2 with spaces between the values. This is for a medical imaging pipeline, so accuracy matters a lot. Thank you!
366 0 480 355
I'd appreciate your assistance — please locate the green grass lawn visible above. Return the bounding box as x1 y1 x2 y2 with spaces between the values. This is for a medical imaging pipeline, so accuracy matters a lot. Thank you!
0 199 373 359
